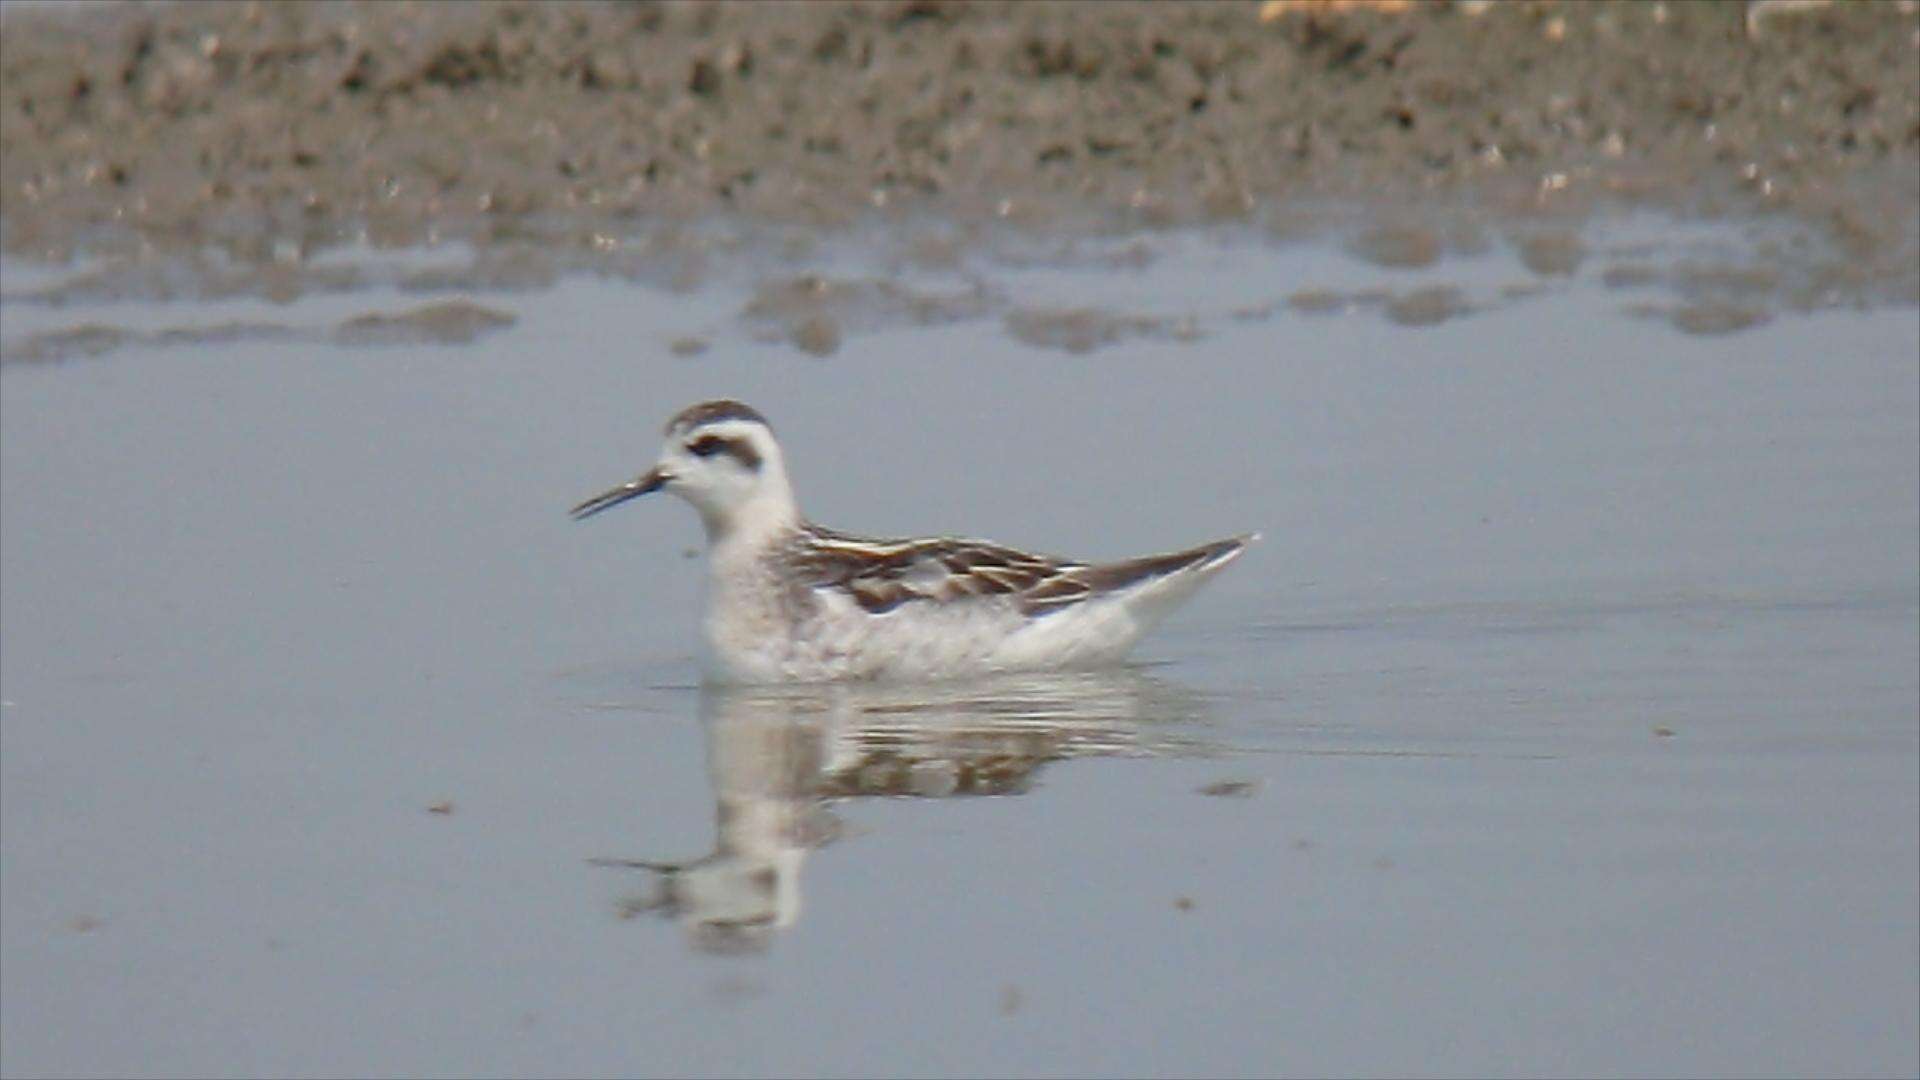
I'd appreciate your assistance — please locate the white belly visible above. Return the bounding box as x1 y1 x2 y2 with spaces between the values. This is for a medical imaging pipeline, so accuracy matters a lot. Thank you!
704 584 1156 683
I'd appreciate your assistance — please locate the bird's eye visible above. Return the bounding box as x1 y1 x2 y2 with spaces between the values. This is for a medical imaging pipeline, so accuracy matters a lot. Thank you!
687 435 725 457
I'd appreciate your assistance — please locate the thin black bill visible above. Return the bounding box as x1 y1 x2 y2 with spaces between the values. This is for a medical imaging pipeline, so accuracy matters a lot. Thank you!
569 467 668 520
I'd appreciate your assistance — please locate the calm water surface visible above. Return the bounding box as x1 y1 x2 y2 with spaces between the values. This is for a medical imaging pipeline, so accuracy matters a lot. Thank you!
2 221 1916 1078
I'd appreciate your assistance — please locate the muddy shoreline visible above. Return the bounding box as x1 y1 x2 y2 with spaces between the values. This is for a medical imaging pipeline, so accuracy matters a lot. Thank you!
2 0 1915 261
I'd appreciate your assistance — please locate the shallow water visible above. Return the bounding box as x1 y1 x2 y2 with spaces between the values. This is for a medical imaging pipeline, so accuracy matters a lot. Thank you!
2 219 1916 1078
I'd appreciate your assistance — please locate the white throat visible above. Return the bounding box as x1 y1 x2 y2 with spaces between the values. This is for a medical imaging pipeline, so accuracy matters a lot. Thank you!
691 470 800 554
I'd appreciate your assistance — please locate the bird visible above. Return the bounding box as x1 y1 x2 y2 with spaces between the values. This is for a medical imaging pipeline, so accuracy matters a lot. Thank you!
571 399 1254 683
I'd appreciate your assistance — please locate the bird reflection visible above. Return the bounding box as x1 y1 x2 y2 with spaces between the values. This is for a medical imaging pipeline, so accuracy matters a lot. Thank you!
594 668 1215 953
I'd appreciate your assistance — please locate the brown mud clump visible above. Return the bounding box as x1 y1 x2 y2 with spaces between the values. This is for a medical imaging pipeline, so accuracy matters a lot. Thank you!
1386 285 1471 326
1 0 1915 263
333 301 516 347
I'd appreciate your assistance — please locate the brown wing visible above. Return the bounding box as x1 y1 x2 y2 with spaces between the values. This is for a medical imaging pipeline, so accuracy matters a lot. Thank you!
790 526 1083 615
790 528 1251 618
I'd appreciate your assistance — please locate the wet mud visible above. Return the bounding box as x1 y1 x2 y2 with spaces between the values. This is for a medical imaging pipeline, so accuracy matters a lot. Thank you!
3 1 1915 247
1 0 1916 359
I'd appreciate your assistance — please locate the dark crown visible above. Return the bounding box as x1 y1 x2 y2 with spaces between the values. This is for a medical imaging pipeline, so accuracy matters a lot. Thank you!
665 399 771 435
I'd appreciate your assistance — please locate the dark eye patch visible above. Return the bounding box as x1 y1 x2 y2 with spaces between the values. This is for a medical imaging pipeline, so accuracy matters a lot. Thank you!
685 433 762 470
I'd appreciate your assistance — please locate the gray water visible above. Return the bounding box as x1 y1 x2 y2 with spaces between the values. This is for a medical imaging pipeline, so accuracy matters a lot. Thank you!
2 221 1916 1079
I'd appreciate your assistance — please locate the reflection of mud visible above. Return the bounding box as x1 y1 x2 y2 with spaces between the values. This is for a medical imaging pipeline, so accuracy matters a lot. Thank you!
1005 305 1202 354
16 253 367 306
2 300 514 362
595 670 1214 953
1283 289 1349 316
6 206 1899 362
1626 300 1772 337
1514 230 1586 277
1385 285 1471 327
1 323 129 363
1349 225 1444 270
332 299 516 346
741 273 997 357
4 320 307 363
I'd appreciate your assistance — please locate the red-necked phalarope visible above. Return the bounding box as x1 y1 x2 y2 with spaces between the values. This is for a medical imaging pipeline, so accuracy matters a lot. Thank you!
571 400 1255 682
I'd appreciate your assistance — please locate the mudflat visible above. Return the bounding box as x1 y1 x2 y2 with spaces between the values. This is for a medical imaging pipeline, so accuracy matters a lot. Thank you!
2 0 1915 260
